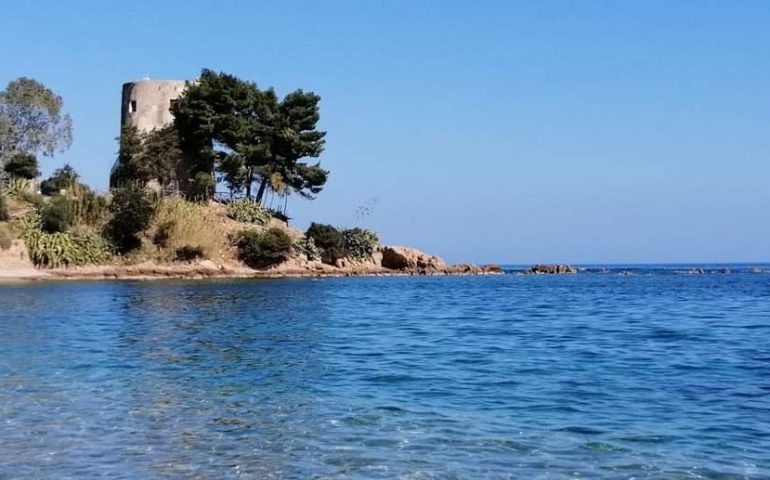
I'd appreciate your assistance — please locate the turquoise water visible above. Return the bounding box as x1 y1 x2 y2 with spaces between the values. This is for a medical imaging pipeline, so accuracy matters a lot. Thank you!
1 271 769 479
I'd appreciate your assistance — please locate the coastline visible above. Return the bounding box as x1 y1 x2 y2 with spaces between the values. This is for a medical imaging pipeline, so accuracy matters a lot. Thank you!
0 261 503 283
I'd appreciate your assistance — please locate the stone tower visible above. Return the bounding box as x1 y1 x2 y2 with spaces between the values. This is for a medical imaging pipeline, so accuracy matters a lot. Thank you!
111 78 187 188
120 78 187 133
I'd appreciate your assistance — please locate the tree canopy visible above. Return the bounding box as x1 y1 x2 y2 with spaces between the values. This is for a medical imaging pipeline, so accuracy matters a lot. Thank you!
0 77 73 163
110 125 183 188
40 164 80 196
2 152 39 179
172 69 328 203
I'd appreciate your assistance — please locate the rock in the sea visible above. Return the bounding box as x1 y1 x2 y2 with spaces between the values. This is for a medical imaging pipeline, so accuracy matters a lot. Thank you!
380 246 446 271
687 267 705 274
527 264 577 274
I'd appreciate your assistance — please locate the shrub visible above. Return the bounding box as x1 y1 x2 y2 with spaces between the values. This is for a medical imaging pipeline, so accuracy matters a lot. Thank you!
0 194 8 222
153 220 175 248
0 224 12 250
40 164 80 196
343 228 379 260
188 172 215 201
5 178 36 198
70 187 109 227
151 198 224 261
24 230 110 268
294 235 321 261
71 230 111 265
105 188 155 253
305 223 345 263
40 196 75 233
3 153 39 179
227 198 270 225
175 245 204 262
236 227 293 268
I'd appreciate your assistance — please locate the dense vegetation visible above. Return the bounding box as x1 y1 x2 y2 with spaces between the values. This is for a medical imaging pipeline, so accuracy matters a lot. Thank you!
0 74 383 272
105 188 156 253
172 69 328 202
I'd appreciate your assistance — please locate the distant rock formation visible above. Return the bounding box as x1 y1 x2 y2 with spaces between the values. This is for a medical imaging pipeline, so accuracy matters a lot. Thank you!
527 264 577 274
381 246 446 271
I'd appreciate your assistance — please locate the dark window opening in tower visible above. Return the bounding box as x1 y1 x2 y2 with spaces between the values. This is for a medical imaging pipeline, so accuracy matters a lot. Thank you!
129 100 137 113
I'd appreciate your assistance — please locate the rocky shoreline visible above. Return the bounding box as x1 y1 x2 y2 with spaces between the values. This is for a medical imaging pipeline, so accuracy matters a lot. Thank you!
0 245 503 282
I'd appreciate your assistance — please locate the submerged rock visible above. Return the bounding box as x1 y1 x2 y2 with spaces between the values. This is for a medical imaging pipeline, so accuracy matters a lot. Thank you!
527 264 577 274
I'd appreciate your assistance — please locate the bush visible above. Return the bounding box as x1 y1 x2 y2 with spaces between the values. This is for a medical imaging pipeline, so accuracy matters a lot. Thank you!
40 164 79 196
0 194 8 222
227 198 270 225
236 227 293 268
3 153 39 179
153 220 175 248
105 188 155 253
40 196 75 233
188 171 215 201
343 228 379 260
24 229 110 268
294 236 321 261
305 223 345 263
5 178 37 199
151 198 224 261
0 224 12 250
175 245 204 262
71 187 109 227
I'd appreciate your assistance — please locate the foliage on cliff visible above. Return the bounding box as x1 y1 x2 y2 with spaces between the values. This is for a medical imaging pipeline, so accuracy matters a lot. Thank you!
226 198 270 225
235 227 293 268
172 69 328 202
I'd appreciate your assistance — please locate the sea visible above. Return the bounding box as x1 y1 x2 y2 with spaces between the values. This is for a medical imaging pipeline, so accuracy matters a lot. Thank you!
1 265 769 479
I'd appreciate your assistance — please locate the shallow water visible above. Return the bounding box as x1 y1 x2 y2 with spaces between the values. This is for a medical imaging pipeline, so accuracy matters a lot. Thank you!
1 271 769 479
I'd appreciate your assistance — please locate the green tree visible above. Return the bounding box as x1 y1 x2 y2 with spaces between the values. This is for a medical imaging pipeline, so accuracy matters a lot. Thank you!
110 125 184 188
172 69 328 204
0 77 73 162
40 164 79 196
105 188 155 253
3 152 39 179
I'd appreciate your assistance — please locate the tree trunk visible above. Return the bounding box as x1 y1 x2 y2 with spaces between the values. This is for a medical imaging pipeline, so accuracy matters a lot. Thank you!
245 168 254 200
255 176 268 205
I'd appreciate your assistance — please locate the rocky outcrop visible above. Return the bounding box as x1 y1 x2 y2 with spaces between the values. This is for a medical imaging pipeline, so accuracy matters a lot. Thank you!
527 264 577 274
380 246 446 271
377 246 501 275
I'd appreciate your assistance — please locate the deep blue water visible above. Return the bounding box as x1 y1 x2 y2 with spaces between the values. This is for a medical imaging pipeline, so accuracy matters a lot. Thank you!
1 270 769 479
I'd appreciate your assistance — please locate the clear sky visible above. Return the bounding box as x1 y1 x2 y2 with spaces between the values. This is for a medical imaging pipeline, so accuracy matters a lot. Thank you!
2 1 769 264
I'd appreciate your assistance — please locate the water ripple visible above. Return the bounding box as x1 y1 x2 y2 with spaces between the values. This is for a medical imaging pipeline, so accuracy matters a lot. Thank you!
1 273 769 478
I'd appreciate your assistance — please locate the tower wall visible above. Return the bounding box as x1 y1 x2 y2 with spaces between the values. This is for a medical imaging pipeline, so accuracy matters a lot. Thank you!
120 79 187 133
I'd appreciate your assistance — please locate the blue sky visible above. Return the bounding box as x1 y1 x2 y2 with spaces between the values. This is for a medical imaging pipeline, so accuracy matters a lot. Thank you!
2 1 769 264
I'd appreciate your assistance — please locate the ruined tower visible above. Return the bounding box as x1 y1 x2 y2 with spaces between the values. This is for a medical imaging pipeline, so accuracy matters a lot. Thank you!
120 78 187 133
111 78 188 188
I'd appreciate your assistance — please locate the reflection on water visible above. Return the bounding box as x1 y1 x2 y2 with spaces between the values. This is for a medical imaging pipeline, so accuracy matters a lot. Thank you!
1 274 770 478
